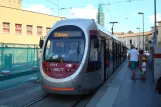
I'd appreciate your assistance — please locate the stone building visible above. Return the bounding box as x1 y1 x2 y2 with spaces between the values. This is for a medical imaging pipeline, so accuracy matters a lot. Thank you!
114 31 152 51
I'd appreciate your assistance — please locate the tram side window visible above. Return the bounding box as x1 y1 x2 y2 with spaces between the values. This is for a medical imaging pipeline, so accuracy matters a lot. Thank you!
89 39 98 61
87 39 101 72
45 40 51 58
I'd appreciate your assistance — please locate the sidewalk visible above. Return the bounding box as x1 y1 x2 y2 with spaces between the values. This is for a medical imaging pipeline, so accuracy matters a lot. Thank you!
87 59 161 107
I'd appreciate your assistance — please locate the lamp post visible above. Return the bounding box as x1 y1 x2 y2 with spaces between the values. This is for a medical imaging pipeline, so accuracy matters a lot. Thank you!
109 21 118 34
136 27 140 49
138 12 144 50
152 0 157 82
109 21 118 72
154 0 157 46
125 18 128 46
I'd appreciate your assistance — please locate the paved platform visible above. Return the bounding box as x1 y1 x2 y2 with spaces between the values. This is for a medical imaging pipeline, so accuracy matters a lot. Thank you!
0 73 39 90
0 66 40 90
0 66 39 80
87 59 161 107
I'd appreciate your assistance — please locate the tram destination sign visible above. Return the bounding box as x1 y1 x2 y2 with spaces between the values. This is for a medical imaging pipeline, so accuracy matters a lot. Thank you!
53 31 81 37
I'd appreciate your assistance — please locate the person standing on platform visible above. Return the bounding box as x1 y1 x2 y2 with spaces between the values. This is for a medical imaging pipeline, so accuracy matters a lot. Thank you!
140 55 148 80
135 48 139 67
128 45 139 80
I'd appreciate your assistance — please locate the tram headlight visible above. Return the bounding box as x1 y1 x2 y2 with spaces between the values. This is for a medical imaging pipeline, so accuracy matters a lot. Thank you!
72 65 77 69
66 69 70 72
66 68 74 72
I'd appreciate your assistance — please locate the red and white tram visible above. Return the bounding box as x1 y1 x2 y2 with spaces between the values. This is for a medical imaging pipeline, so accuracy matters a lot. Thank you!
39 19 127 95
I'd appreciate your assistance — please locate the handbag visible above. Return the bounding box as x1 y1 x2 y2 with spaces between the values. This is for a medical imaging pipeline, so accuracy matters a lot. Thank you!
128 61 130 67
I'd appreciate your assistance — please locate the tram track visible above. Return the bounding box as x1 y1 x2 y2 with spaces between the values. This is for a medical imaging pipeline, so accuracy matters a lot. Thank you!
21 94 49 107
21 93 93 107
0 73 117 107
71 94 93 107
0 81 95 107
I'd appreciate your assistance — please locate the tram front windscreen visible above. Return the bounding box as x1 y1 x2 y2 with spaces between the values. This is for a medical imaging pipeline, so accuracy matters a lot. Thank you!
43 25 85 62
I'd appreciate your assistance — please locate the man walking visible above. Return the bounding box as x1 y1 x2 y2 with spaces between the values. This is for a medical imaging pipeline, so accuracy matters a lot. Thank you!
128 45 139 80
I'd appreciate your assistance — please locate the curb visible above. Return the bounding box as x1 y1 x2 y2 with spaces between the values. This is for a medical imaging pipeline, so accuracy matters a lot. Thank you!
0 70 37 81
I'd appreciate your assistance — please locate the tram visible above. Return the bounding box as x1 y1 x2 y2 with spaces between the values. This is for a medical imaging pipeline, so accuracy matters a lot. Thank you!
39 19 127 95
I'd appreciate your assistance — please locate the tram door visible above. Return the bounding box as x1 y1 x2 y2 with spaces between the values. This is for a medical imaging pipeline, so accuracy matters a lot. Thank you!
116 43 118 68
101 39 106 82
117 43 119 68
113 40 116 72
112 39 115 72
106 39 113 78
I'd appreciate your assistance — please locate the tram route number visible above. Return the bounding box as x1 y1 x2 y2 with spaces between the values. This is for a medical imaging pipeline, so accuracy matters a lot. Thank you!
53 68 64 72
49 63 64 72
50 63 58 67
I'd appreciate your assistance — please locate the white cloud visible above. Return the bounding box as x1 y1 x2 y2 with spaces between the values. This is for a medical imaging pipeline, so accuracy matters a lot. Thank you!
149 13 161 24
23 4 53 15
68 4 98 20
23 4 97 18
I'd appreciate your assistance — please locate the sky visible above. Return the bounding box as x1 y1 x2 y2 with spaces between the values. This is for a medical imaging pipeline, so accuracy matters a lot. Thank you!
22 0 161 33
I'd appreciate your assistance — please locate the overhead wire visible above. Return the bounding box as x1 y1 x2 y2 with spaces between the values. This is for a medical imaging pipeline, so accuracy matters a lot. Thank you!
45 0 142 19
45 0 115 20
98 0 114 21
99 0 141 25
99 0 140 20
59 4 99 10
45 0 79 18
108 0 131 5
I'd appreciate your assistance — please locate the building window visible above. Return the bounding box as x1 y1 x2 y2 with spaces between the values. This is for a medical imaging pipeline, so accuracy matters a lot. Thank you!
15 24 22 34
46 27 51 35
3 22 10 33
37 26 42 36
26 25 32 35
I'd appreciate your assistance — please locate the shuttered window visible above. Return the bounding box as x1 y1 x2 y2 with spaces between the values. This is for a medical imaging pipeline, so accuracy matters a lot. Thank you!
15 24 22 34
3 22 10 33
26 25 33 35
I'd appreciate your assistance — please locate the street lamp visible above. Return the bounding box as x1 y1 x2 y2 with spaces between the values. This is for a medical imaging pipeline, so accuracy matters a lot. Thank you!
125 18 128 46
136 27 140 49
109 21 118 34
109 21 118 73
154 0 157 46
138 12 144 50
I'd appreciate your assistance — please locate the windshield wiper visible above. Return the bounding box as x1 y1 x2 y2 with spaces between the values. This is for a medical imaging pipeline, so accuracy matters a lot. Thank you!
65 51 79 61
45 57 64 62
45 59 57 62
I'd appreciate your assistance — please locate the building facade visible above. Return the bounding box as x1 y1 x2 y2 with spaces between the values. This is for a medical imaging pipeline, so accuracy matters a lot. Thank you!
115 31 152 51
0 0 66 45
0 0 22 9
146 21 161 48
